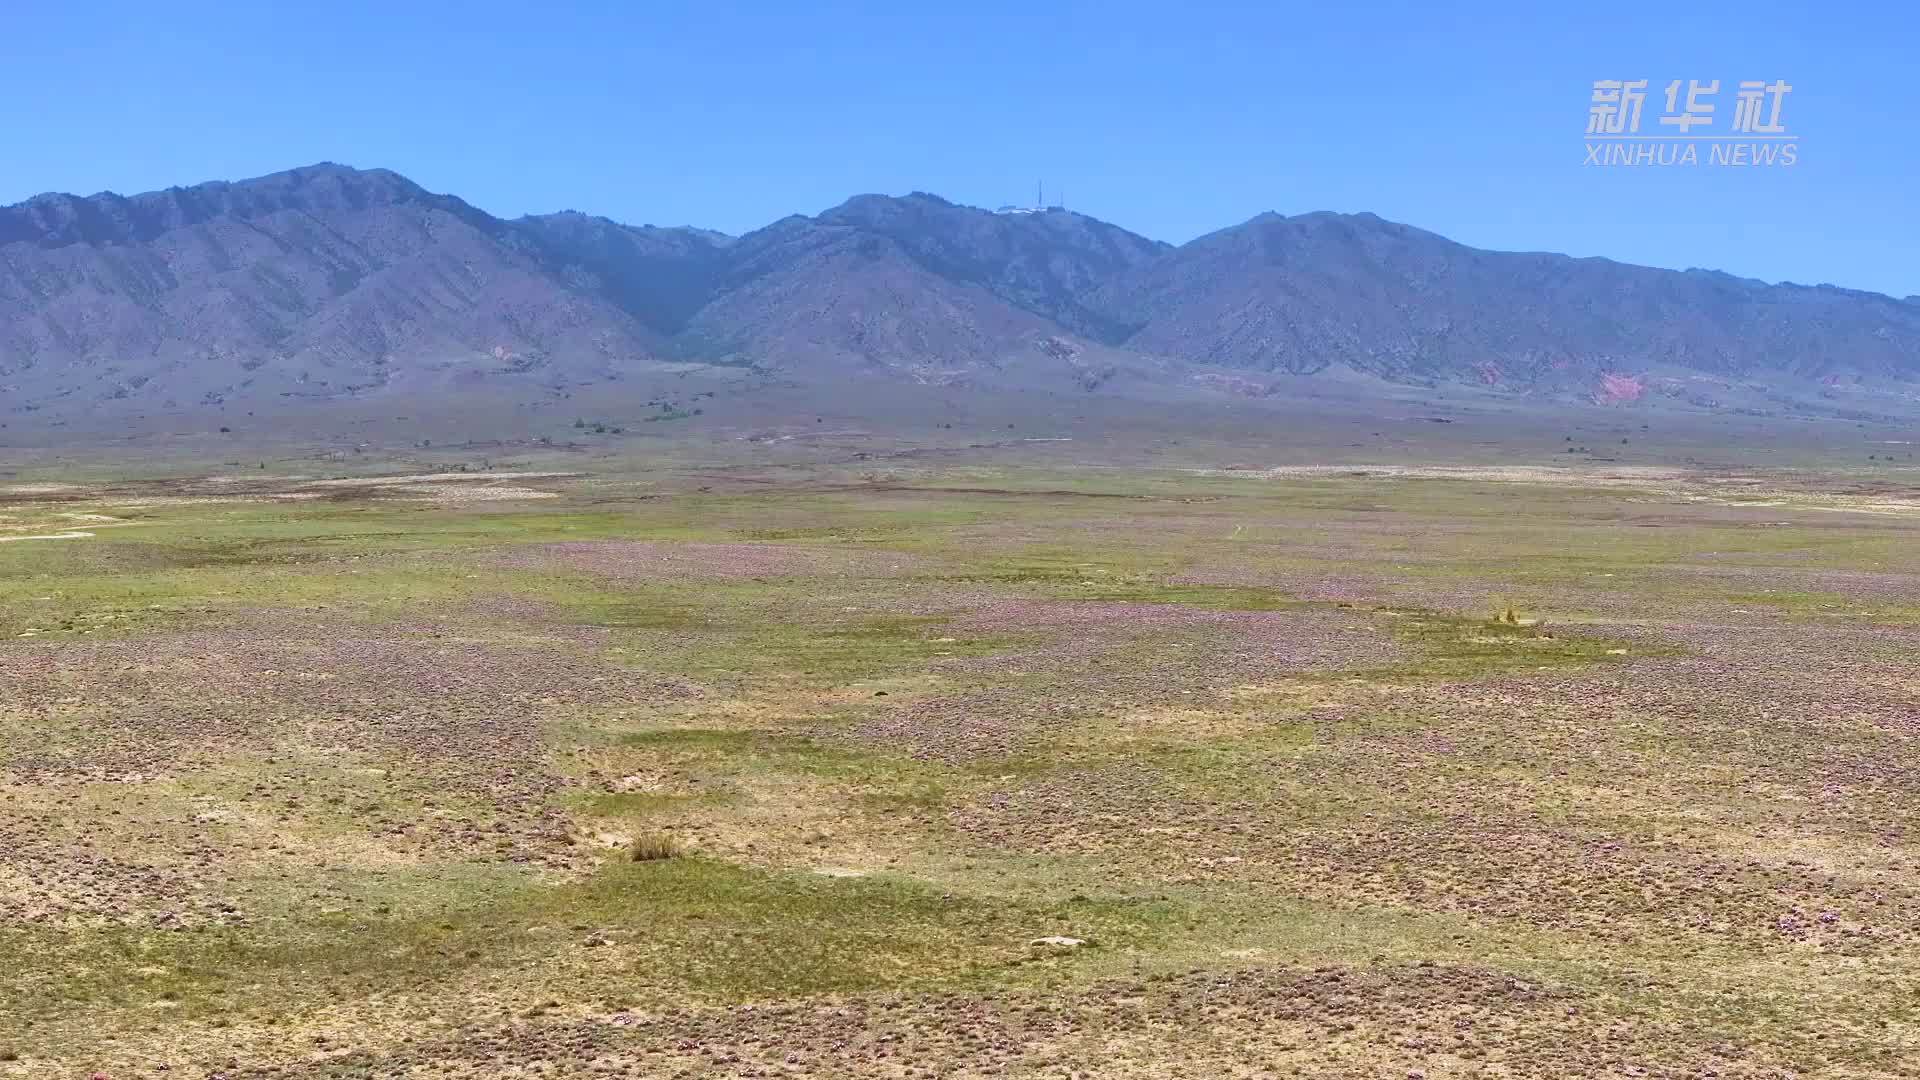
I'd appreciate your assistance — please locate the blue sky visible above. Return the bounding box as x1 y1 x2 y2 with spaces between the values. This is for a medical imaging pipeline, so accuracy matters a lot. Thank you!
5 2 1914 296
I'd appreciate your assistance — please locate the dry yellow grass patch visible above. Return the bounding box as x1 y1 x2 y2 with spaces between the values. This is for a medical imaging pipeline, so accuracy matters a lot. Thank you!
628 832 682 861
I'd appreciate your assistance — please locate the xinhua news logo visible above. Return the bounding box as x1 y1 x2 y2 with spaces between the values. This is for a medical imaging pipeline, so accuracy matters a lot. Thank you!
1585 80 1797 167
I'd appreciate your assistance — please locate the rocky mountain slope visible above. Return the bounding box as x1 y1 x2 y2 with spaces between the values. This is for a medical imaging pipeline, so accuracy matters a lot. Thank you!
2 163 1916 420
1089 211 1920 394
0 165 673 411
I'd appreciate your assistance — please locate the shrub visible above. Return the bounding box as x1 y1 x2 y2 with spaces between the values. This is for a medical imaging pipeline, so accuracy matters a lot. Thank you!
628 832 682 862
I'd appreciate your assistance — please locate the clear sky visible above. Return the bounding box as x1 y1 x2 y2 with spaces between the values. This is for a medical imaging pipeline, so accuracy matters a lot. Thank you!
5 2 1915 297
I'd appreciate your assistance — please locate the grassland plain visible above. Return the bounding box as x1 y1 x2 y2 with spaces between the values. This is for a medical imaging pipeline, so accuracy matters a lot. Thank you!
0 453 1916 1078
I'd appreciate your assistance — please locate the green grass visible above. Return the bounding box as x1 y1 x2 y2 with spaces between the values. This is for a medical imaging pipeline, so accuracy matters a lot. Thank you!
573 789 744 818
6 455 1919 1073
610 727 955 801
1372 608 1649 677
0 857 1183 1026
584 596 1018 686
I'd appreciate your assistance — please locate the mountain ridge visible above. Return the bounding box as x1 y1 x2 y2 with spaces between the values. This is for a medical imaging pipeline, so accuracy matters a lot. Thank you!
2 163 1916 422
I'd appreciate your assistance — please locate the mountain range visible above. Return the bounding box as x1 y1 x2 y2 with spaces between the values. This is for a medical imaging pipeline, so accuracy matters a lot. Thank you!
3 162 1918 423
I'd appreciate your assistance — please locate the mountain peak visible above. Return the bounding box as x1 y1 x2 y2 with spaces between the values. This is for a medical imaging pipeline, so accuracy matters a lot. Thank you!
0 162 455 250
205 162 437 206
814 191 962 227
